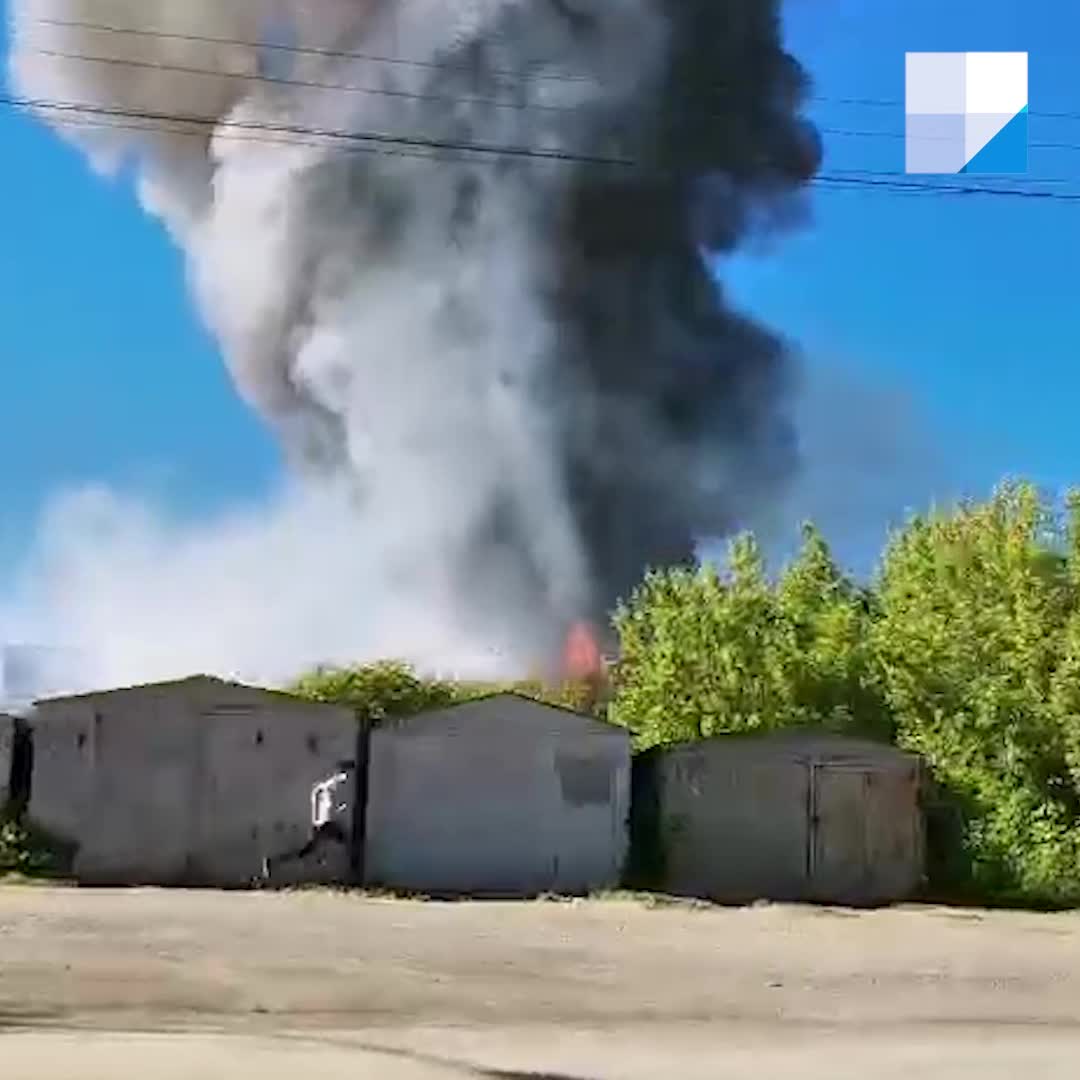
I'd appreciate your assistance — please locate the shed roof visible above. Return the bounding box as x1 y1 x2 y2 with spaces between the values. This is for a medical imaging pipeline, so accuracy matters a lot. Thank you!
34 674 312 708
378 692 627 739
654 728 920 767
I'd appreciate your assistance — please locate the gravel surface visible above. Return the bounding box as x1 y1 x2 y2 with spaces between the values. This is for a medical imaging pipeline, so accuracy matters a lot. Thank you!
2 886 1079 1077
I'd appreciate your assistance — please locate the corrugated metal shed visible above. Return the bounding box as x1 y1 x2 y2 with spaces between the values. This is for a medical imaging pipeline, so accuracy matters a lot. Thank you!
0 713 14 808
636 730 924 907
28 677 360 886
365 693 631 896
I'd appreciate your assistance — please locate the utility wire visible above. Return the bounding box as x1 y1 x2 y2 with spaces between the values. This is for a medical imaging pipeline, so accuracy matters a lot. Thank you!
30 108 1013 186
29 46 582 118
813 174 1080 199
28 13 1080 123
26 41 1080 174
28 14 598 86
824 125 1080 154
3 92 638 167
825 167 1076 187
36 45 1080 161
34 106 499 170
22 47 1080 183
807 94 1080 124
11 92 1080 201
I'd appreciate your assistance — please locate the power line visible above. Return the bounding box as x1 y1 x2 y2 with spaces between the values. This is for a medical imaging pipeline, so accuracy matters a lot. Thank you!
44 46 1080 161
28 14 597 86
26 35 1080 182
3 92 638 168
30 46 582 119
812 94 1080 124
23 107 1001 186
34 41 1080 153
31 104 497 171
23 45 974 146
27 14 1080 123
24 45 1080 183
825 168 1078 187
11 92 1080 202
823 126 1080 154
813 174 1080 200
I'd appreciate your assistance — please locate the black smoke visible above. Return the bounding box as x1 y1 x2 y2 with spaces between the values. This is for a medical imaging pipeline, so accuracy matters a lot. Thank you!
437 1 821 622
10 0 822 673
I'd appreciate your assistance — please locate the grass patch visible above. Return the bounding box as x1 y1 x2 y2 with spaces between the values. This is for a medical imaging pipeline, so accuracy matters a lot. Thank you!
586 888 716 910
0 815 76 881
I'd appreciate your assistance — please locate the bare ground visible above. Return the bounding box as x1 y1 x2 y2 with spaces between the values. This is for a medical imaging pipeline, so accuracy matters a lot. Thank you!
2 885 1080 1077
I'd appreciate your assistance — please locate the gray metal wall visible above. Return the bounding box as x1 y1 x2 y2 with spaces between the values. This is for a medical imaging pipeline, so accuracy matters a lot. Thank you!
652 733 924 906
365 695 631 896
0 713 13 807
28 678 358 886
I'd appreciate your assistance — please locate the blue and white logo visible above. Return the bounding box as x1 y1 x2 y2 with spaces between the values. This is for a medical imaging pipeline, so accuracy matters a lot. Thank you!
905 52 1028 174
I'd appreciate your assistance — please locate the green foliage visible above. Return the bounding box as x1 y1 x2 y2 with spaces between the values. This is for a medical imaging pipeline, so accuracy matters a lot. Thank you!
290 659 605 725
290 660 459 723
1050 491 1080 801
774 523 891 739
0 815 73 879
454 678 608 717
609 526 887 749
290 484 1080 907
874 481 1080 904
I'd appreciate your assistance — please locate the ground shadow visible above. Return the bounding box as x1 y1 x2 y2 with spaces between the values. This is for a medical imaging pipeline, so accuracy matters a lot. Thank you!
346 1041 594 1079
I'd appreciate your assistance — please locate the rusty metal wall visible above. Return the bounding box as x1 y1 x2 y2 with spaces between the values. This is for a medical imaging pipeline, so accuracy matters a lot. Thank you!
654 734 924 906
0 713 13 807
656 746 811 902
365 695 631 896
28 679 358 886
810 764 868 902
809 762 924 904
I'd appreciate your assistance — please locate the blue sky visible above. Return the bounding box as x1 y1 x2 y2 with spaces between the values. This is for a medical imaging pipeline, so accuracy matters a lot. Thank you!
1 0 1076 573
734 0 1079 508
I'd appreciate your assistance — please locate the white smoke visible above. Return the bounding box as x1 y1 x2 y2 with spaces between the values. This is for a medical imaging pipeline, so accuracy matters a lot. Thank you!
6 0 823 688
0 363 949 695
0 482 533 691
7 0 660 675
746 362 952 579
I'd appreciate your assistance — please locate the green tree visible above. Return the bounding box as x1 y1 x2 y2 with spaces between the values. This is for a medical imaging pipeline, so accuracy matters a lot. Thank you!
290 660 459 723
874 481 1080 903
610 528 883 748
291 660 605 724
453 678 608 717
610 536 772 747
1049 491 1080 806
774 523 890 738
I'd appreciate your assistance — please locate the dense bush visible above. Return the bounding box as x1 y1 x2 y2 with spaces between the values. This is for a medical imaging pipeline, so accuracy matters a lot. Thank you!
290 658 604 725
874 482 1080 904
0 815 73 879
610 482 1080 904
290 660 460 722
609 525 888 748
291 482 1080 906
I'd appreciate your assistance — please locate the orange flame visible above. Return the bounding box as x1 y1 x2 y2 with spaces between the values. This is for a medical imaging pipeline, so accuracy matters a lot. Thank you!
562 621 604 682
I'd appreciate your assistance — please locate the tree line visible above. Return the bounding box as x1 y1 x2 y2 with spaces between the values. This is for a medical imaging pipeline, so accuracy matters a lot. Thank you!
294 481 1080 907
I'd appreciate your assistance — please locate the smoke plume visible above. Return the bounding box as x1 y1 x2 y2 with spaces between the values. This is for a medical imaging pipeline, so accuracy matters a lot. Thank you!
7 0 819 678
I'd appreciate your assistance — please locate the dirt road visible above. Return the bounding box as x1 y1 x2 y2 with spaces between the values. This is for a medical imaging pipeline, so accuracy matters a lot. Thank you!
2 886 1080 1078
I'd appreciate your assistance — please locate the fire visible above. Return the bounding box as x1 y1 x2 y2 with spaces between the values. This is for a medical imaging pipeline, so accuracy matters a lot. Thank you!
562 621 604 682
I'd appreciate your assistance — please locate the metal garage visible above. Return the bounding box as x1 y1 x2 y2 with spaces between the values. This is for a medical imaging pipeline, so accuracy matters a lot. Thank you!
364 693 631 896
635 731 924 906
28 677 360 886
0 712 14 808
